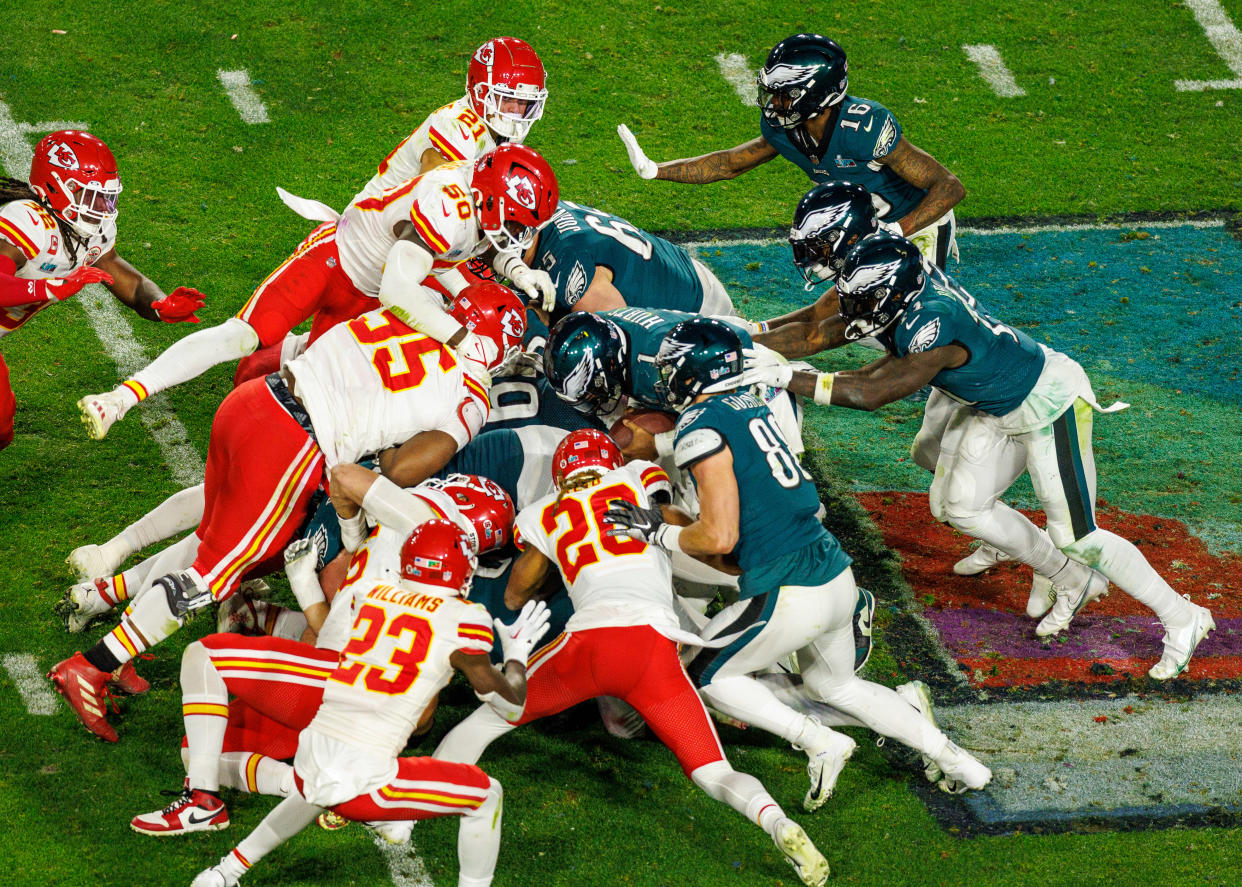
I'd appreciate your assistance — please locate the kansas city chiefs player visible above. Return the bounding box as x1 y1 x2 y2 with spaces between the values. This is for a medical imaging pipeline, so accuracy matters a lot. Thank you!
0 130 204 449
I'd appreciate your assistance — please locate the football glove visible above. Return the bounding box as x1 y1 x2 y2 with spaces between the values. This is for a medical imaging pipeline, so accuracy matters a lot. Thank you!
283 538 326 610
604 499 666 544
495 599 552 665
506 263 556 313
43 266 114 302
741 347 793 389
152 286 206 323
617 124 658 179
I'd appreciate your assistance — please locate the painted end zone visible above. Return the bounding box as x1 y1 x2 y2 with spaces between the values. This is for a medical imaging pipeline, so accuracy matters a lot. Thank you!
861 491 1242 690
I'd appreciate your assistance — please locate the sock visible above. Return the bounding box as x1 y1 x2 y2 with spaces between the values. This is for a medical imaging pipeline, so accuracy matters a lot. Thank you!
756 673 866 729
122 534 201 607
1067 528 1193 624
433 704 519 764
691 760 786 836
219 753 295 797
119 485 206 552
457 778 503 887
97 575 186 671
269 606 309 641
128 317 260 397
699 675 812 745
232 794 324 874
181 641 229 793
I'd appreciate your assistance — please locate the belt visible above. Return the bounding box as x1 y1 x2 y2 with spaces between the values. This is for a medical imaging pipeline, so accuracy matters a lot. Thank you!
265 373 316 441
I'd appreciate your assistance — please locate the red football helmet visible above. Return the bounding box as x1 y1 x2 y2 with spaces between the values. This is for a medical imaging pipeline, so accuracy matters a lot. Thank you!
471 144 558 253
449 281 527 373
29 130 122 237
467 37 548 143
399 519 479 597
552 428 623 487
422 473 515 553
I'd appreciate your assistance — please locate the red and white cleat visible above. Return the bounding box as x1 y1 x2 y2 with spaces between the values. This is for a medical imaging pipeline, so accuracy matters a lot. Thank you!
131 788 229 836
109 660 150 695
47 652 117 742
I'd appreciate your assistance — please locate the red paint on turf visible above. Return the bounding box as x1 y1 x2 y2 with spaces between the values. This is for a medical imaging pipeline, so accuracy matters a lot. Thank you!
859 491 1241 687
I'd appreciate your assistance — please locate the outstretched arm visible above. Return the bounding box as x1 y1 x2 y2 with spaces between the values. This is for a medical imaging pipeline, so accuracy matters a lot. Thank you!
786 344 967 411
93 249 205 323
618 125 779 184
754 287 849 358
880 138 965 236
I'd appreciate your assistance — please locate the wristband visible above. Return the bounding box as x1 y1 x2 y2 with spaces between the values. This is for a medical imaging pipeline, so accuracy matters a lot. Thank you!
289 569 327 611
813 372 836 406
757 320 770 334
338 511 368 552
654 429 676 459
493 250 524 279
652 524 683 553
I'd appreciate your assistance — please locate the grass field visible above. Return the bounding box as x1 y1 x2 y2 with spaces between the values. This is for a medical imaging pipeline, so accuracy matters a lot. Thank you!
2 2 1241 885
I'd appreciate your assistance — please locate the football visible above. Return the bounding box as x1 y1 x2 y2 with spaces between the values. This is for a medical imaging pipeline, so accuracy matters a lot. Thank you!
609 408 678 449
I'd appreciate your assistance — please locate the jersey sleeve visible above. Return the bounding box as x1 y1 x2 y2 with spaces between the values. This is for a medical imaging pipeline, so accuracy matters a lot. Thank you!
631 460 673 502
455 601 496 656
672 405 728 471
838 100 903 162
408 175 478 259
892 300 958 357
0 200 53 262
425 101 491 164
514 501 554 559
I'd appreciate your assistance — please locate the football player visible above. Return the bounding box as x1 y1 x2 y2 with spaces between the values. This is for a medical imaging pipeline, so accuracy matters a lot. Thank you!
186 520 550 887
48 284 526 742
512 199 735 317
752 234 1216 679
435 429 832 887
607 318 993 809
77 144 557 439
618 34 963 265
0 130 204 448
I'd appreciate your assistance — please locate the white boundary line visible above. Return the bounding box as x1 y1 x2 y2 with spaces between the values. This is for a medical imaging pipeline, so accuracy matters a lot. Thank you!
962 44 1027 98
1176 0 1242 90
373 834 436 887
217 69 270 124
2 654 61 715
714 52 758 106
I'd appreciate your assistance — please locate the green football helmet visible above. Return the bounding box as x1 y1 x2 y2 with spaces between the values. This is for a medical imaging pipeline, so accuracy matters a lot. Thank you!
757 34 849 130
655 318 746 410
790 181 880 289
543 312 630 416
836 232 926 341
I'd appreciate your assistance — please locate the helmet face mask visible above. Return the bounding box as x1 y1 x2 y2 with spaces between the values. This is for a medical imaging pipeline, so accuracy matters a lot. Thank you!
789 181 879 289
544 313 629 417
471 144 558 254
835 233 926 341
655 319 745 410
551 429 623 487
467 37 548 143
29 130 122 237
757 34 849 132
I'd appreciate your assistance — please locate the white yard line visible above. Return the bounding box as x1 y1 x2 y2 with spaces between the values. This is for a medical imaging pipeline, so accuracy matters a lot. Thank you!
2 654 61 715
373 835 436 887
714 53 758 106
962 45 1027 97
1176 0 1242 90
217 69 270 123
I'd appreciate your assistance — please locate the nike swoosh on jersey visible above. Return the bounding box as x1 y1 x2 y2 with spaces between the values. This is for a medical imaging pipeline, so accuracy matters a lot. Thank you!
863 118 873 133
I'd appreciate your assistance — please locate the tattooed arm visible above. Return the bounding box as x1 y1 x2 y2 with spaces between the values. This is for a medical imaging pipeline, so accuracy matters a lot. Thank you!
879 138 965 234
654 137 780 183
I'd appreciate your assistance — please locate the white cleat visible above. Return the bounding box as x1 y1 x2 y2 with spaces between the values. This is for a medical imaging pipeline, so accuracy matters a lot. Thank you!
66 543 123 581
801 724 856 811
774 818 830 887
932 740 992 794
597 695 646 739
55 579 114 633
364 819 413 845
1035 570 1109 637
953 543 1012 576
1026 573 1056 619
190 864 239 887
77 389 131 441
1148 603 1216 681
896 680 943 784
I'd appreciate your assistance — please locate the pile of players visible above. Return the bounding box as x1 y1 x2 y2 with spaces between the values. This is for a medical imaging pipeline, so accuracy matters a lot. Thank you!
9 30 1212 887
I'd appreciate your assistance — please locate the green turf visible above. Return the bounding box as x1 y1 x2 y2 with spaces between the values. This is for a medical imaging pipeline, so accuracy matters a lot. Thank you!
3 2 1242 885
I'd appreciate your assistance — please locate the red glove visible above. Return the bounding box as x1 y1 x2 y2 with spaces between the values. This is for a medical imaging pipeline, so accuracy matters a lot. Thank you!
41 266 114 302
151 286 206 323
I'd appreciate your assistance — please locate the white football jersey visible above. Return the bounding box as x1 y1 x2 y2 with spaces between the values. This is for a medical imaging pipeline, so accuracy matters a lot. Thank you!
309 581 494 758
515 461 680 634
351 97 497 205
287 307 489 468
335 161 484 298
0 198 116 337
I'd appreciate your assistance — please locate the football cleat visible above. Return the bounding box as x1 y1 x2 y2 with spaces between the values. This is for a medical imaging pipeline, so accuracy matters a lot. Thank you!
55 579 116 633
131 788 229 836
1026 573 1056 619
215 593 267 636
799 723 856 811
896 680 943 784
317 810 351 831
190 854 246 887
774 818 830 887
364 819 413 845
1148 602 1215 681
66 542 123 581
77 389 132 440
854 587 876 672
952 543 1013 576
48 652 117 742
109 660 150 695
931 741 992 794
1036 569 1108 637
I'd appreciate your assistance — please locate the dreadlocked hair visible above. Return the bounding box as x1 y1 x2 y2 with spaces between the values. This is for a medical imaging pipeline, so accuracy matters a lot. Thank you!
553 469 605 512
0 176 84 265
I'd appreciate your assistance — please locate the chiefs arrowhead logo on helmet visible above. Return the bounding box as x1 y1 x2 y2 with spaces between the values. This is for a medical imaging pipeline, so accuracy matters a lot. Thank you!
45 141 81 171
504 173 538 211
474 41 495 66
499 306 524 341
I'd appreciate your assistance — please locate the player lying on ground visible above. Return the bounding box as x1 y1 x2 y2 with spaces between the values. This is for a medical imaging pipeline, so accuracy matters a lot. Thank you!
749 233 1216 679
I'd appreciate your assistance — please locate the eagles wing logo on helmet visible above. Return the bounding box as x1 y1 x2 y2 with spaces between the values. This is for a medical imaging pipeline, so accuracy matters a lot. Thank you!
839 258 904 294
907 318 941 353
505 173 537 210
562 350 595 401
759 62 820 90
46 141 80 171
656 336 695 365
566 262 588 305
474 42 495 66
792 203 852 240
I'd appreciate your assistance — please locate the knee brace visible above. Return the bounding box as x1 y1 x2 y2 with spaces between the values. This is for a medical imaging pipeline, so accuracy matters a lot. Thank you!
160 571 213 617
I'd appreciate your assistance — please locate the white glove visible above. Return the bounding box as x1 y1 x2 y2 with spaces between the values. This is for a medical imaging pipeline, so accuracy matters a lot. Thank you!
495 599 552 665
455 331 495 386
879 220 905 237
508 264 557 313
741 347 793 389
283 537 326 610
617 124 658 180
